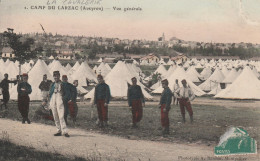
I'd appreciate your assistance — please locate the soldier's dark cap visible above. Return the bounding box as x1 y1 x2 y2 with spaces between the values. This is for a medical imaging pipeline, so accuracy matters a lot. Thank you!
62 75 67 78
22 73 28 77
161 79 168 85
53 71 60 76
131 77 137 80
181 79 187 83
43 74 47 76
97 74 103 79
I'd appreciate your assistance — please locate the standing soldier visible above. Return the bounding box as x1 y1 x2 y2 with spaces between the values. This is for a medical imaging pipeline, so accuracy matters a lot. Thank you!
39 74 52 102
127 77 145 128
93 75 111 127
17 73 32 124
49 71 69 137
69 80 79 123
61 75 73 125
159 79 172 135
172 79 180 105
0 73 17 109
175 79 195 123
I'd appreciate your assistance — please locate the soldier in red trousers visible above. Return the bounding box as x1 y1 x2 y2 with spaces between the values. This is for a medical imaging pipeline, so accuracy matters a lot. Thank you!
127 77 145 128
175 79 195 123
93 75 111 127
159 79 172 135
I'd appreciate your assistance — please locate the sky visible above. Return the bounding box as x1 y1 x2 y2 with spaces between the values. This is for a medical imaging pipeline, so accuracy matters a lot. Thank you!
0 0 260 43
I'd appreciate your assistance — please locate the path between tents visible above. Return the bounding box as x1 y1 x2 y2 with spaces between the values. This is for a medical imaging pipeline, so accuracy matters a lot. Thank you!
0 119 258 161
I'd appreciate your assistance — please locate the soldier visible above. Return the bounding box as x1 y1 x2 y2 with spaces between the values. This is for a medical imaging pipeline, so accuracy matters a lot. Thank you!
172 79 180 105
69 80 79 123
61 75 73 125
17 73 32 124
93 75 111 127
0 73 17 109
159 79 172 135
39 74 52 102
175 79 195 123
127 77 145 128
49 71 69 137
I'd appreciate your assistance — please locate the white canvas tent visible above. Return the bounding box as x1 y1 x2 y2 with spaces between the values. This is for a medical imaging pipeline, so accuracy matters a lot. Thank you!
85 61 152 100
199 68 225 92
71 61 97 87
186 66 201 83
153 66 205 96
215 66 260 99
10 59 53 100
153 64 167 76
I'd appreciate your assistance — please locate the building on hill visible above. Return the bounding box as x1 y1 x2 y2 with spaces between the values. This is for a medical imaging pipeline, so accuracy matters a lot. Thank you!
140 53 159 63
1 47 15 58
171 54 188 64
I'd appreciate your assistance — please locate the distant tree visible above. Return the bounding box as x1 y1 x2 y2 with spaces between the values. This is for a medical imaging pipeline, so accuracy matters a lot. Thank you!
88 50 96 60
3 28 36 79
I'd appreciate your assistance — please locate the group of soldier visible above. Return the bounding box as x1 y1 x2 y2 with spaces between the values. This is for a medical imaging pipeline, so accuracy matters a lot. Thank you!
0 70 195 137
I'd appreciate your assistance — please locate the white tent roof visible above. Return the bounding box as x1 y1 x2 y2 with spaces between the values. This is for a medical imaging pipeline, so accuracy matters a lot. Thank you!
85 61 152 100
10 59 53 100
71 61 97 87
200 67 212 80
65 63 72 71
222 68 239 84
221 67 230 78
153 65 167 76
97 58 103 63
163 65 176 78
215 66 260 99
153 66 205 96
6 61 19 79
199 68 225 91
96 62 111 77
69 61 81 74
167 59 174 65
93 65 98 71
105 63 112 70
49 60 69 78
186 66 201 83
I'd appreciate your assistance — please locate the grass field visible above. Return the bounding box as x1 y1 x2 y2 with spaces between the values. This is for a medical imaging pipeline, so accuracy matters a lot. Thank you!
0 100 259 149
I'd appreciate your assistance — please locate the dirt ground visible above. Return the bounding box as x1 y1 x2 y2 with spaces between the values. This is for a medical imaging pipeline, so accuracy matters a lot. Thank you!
0 97 259 161
0 119 258 161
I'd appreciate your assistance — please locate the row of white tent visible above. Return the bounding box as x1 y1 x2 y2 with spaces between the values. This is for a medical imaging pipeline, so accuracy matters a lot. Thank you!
151 63 260 99
1 57 260 100
0 59 112 100
0 59 152 101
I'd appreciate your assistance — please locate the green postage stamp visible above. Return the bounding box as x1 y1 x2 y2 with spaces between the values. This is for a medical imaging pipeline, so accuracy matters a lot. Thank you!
215 127 257 156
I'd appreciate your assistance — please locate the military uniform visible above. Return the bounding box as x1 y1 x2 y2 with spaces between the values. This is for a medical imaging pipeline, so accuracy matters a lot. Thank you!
175 86 195 123
0 78 17 108
127 84 144 125
17 80 32 123
49 80 68 135
159 86 172 131
39 79 52 101
94 82 111 125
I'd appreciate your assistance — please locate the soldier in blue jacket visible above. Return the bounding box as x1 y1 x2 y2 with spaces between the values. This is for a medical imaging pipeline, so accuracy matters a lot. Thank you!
0 73 17 109
159 79 172 135
61 75 73 125
93 75 111 127
17 73 32 124
127 77 145 128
